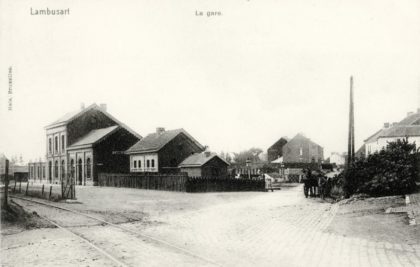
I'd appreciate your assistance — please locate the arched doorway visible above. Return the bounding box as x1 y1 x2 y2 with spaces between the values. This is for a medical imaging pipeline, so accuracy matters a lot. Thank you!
78 159 83 185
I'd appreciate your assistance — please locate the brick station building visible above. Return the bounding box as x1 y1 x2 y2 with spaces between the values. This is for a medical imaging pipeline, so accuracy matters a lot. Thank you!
28 103 141 185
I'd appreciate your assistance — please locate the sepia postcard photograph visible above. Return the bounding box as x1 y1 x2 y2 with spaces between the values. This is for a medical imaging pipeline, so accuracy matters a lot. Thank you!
1 0 419 266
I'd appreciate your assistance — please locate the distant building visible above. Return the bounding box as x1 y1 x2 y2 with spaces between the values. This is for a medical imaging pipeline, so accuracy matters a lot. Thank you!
267 137 289 162
126 128 204 173
364 110 420 155
329 152 345 166
179 151 229 178
1 154 28 180
29 103 141 185
355 144 366 159
282 134 324 163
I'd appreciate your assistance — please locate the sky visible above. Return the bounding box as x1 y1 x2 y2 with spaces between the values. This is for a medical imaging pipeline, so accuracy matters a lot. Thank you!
1 0 420 162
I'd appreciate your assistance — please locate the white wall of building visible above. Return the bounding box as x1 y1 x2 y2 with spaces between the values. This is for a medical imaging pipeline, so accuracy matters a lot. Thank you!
130 153 158 172
366 136 420 155
330 153 345 166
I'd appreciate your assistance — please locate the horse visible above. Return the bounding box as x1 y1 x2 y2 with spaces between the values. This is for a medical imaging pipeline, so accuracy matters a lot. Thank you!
302 169 317 197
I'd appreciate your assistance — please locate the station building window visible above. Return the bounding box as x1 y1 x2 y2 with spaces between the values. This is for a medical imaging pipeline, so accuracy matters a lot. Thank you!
54 160 58 178
55 136 58 154
61 135 65 151
86 158 91 178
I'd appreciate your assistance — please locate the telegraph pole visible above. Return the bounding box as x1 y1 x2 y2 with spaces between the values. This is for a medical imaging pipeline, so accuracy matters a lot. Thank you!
347 76 355 168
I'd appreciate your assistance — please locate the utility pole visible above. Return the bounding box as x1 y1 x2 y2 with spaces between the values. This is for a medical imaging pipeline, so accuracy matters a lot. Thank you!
3 159 9 208
347 76 355 168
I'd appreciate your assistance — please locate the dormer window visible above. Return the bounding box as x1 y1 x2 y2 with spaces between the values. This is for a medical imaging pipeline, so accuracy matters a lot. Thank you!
134 160 137 169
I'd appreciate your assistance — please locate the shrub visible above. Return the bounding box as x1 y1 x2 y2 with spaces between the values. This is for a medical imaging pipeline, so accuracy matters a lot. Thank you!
344 138 417 197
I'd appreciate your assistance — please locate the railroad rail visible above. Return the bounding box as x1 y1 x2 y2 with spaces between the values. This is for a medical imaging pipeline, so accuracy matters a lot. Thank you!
10 195 221 267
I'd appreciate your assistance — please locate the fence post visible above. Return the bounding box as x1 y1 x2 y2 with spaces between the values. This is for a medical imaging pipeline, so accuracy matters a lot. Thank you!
49 186 52 200
19 179 22 193
25 182 29 196
41 184 45 197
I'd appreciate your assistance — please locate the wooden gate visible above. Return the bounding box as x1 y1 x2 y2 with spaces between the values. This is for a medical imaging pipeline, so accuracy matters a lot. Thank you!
61 172 76 199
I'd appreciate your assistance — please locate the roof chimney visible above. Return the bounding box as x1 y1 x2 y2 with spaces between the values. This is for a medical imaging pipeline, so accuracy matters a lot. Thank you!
204 151 211 157
99 103 107 111
80 102 85 110
383 122 390 128
156 127 165 134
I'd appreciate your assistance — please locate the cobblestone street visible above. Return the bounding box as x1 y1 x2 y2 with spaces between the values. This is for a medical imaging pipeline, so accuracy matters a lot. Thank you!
2 185 420 266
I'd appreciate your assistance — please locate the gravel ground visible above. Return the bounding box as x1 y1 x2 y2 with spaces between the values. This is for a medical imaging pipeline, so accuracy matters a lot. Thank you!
327 196 419 246
2 185 420 266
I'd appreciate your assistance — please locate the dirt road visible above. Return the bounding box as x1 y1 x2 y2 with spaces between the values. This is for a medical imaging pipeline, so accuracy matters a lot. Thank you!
2 185 420 266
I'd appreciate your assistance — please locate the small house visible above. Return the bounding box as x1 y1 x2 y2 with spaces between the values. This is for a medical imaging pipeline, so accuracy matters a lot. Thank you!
126 128 205 173
179 152 230 178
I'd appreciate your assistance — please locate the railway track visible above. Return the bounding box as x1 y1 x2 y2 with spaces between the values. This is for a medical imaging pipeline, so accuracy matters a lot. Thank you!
10 195 222 267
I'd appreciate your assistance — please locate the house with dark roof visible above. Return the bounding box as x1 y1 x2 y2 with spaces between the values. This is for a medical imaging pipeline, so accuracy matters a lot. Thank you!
126 128 205 173
29 103 141 185
267 137 289 162
364 110 420 155
179 152 230 178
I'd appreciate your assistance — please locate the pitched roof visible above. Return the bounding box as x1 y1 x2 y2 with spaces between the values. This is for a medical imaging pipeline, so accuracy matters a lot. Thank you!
364 129 384 143
285 134 323 149
397 112 420 126
46 103 141 139
67 126 119 150
268 137 289 150
46 104 98 128
179 152 230 167
379 125 420 138
365 112 420 143
126 128 204 154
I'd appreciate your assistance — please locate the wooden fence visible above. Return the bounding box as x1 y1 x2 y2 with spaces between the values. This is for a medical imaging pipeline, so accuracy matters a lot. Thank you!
186 177 265 192
98 173 188 191
98 173 265 192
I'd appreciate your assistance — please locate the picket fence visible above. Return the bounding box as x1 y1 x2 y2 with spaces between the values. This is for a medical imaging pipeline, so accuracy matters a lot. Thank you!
98 173 265 192
98 173 188 191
